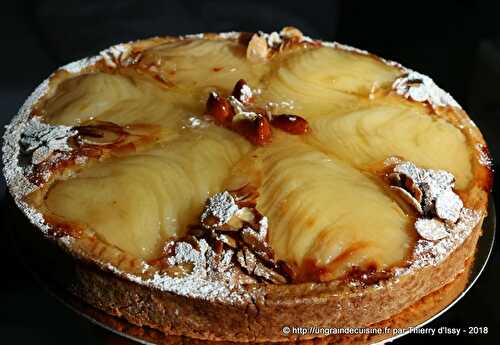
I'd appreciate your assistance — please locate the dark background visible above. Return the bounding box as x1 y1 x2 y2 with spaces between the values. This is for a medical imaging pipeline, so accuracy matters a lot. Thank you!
1 1 499 344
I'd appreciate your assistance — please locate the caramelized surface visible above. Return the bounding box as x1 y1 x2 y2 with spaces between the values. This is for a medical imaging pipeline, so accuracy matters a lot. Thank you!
37 37 473 279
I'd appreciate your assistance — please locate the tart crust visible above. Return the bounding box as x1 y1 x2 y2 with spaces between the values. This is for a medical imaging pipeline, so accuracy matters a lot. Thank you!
10 194 477 344
2 30 493 342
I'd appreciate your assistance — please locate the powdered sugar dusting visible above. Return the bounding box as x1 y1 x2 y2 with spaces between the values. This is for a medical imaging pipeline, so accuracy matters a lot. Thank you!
61 55 102 74
257 216 268 241
228 96 245 113
216 32 240 40
392 70 461 109
228 96 259 122
393 161 457 215
201 191 239 227
395 208 481 276
435 190 463 223
20 117 76 165
240 83 253 103
385 159 484 272
258 31 282 48
182 33 205 40
322 41 369 55
415 218 449 241
61 43 139 73
2 79 54 235
102 239 250 303
3 82 49 196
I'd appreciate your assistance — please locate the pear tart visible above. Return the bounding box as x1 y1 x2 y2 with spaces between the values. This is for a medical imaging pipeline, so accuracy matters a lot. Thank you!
2 27 493 342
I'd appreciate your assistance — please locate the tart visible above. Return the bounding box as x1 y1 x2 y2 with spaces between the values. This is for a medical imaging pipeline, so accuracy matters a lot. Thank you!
2 27 493 343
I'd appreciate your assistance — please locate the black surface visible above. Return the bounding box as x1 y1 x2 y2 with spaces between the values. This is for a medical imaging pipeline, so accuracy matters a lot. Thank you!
1 1 499 344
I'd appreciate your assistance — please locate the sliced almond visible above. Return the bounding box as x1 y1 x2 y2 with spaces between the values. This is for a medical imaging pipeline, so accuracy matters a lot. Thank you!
403 176 423 203
76 121 126 146
388 171 423 202
163 239 177 257
225 215 244 230
254 261 287 284
232 184 259 208
201 191 239 228
162 262 194 278
246 34 269 63
234 207 255 223
390 185 423 214
279 26 304 40
241 227 274 263
216 233 238 249
237 247 257 273
415 218 449 241
232 269 257 285
434 189 463 223
278 261 297 281
232 111 259 123
213 239 224 254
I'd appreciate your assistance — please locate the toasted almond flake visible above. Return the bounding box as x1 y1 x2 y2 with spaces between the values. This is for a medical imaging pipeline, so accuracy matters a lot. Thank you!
257 216 268 240
392 70 461 109
246 34 269 63
216 233 238 249
279 26 304 40
254 261 287 284
434 189 463 223
392 161 459 215
393 161 425 184
232 111 259 123
415 218 449 241
237 247 257 273
234 207 255 223
264 31 282 48
20 117 77 166
390 186 423 214
241 227 273 264
227 96 245 114
76 122 125 146
201 191 239 228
